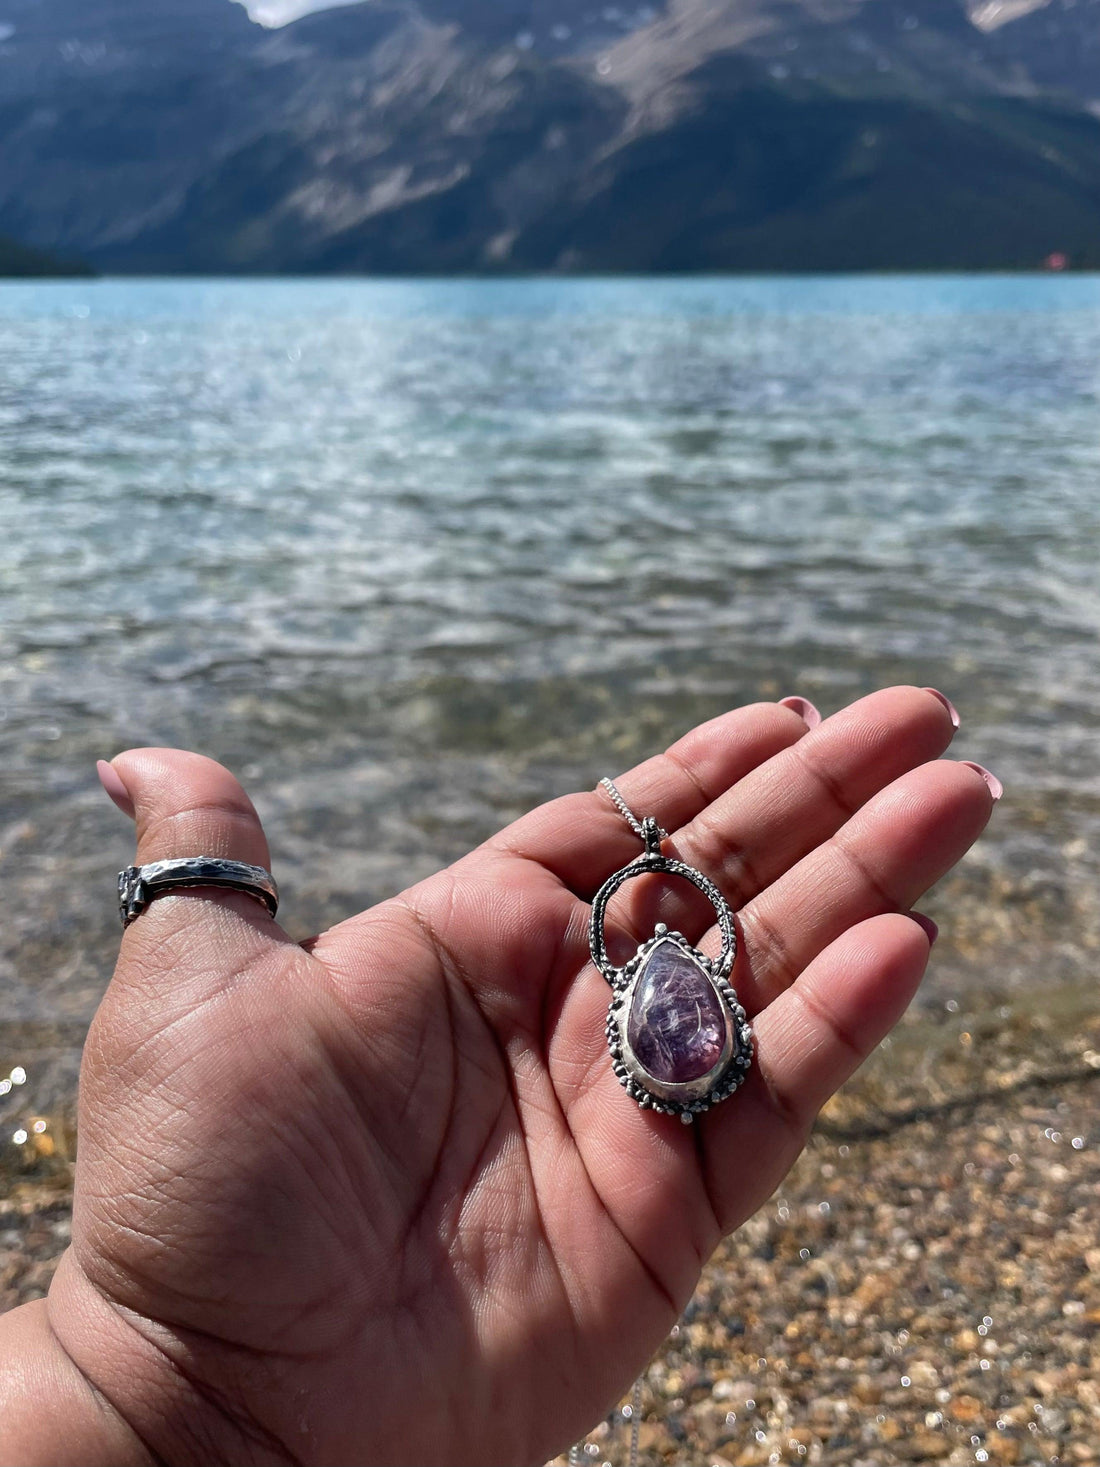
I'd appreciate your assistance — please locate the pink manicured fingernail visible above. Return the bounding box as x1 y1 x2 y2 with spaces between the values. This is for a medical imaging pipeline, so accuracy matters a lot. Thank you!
923 688 961 730
909 912 939 946
96 760 135 819
960 761 1004 801
779 696 822 729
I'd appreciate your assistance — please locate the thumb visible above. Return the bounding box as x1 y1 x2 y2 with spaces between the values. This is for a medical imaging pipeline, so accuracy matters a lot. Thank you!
98 747 279 945
71 754 306 1340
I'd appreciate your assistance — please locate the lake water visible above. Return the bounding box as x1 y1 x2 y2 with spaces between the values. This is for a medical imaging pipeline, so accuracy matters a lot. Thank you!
2 275 1098 1110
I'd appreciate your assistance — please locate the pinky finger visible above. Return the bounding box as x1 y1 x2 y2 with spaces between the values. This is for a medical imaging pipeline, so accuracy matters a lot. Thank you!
701 913 932 1233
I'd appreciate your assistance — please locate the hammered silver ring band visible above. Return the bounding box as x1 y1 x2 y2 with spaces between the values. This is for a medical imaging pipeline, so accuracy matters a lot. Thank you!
118 857 279 928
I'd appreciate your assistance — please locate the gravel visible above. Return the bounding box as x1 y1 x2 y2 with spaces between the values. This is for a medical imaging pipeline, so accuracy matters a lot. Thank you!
3 988 1099 1466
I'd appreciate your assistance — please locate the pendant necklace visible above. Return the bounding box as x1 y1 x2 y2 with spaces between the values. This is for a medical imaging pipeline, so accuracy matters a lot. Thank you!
590 778 753 1122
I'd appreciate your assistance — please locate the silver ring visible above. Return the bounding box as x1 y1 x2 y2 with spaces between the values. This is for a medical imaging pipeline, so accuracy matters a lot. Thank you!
118 858 279 928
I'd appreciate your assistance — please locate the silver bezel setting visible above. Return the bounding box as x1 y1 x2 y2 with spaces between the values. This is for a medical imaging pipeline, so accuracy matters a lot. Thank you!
604 928 753 1122
589 803 754 1122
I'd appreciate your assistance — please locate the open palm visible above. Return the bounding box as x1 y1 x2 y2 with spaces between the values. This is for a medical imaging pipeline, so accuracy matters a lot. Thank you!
49 688 994 1467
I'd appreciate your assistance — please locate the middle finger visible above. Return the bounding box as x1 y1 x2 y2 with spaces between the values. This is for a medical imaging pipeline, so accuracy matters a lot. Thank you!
602 686 957 964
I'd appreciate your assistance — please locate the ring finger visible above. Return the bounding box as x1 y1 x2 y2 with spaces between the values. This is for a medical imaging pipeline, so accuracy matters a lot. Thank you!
598 685 959 963
726 756 998 1015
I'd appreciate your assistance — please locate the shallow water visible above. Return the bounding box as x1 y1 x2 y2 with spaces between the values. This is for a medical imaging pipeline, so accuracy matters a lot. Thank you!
2 275 1098 1108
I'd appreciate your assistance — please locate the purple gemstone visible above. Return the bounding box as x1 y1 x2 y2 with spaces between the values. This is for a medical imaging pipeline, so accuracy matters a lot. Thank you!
627 940 727 1085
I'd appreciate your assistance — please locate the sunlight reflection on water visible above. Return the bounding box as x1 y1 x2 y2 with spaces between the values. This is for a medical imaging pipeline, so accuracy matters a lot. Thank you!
2 275 1098 1105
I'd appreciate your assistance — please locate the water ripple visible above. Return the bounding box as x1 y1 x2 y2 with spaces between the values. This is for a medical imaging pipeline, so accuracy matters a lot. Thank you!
1 275 1098 1104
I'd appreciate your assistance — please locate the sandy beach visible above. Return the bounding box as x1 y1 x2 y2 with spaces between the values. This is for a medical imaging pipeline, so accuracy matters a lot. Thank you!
4 984 1098 1466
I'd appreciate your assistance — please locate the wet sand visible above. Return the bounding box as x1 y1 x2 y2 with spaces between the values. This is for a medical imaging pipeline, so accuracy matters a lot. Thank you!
4 986 1099 1465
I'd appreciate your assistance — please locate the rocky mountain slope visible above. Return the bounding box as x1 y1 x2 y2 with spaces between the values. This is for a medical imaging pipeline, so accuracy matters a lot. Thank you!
1 0 1099 271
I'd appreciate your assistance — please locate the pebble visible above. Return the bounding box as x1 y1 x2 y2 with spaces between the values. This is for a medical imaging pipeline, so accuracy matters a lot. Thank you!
556 991 1100 1463
4 994 1099 1465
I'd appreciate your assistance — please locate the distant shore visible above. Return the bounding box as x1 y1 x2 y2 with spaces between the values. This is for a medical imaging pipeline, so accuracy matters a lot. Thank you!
0 234 94 278
5 984 1099 1465
4 265 1099 281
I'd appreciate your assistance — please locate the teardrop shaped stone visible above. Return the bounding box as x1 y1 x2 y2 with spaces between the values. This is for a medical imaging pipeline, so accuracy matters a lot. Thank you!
627 939 728 1085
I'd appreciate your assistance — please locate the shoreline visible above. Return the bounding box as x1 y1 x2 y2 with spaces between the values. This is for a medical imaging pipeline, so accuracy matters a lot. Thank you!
4 985 1100 1465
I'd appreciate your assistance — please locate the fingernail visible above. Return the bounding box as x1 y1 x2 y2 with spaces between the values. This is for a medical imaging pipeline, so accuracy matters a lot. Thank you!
960 761 1004 801
96 760 135 819
779 695 822 729
923 688 961 730
909 912 939 946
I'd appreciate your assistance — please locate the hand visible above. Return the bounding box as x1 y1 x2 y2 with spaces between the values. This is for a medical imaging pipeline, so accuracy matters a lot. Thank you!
4 689 995 1466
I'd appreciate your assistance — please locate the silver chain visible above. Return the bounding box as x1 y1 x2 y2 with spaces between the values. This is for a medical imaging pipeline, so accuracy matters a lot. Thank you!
599 777 669 843
567 1375 644 1467
628 1375 642 1467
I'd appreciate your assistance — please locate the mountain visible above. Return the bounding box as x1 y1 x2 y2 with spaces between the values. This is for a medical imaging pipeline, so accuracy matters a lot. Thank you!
1 0 1099 272
980 0 1100 106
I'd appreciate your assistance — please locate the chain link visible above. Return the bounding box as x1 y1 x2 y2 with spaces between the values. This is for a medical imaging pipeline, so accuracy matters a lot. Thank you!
628 1376 642 1467
598 778 669 843
566 1374 645 1467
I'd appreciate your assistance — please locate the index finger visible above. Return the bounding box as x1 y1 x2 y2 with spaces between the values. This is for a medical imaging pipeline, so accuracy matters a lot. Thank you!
486 699 812 891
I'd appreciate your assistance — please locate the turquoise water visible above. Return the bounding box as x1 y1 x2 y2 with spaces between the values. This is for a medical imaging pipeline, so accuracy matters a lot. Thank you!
2 276 1098 1104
